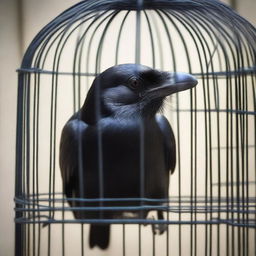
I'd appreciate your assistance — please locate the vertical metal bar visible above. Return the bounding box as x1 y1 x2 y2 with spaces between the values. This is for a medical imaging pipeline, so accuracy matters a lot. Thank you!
190 78 194 256
47 70 57 256
245 75 249 256
95 76 104 211
136 2 143 253
122 224 126 256
166 214 169 256
32 72 37 256
35 72 41 256
136 1 144 203
176 93 182 256
25 71 31 256
226 74 231 256
252 71 256 256
207 70 213 256
15 73 25 256
74 27 85 206
152 230 155 256
135 0 142 64
231 75 234 256
61 177 65 256
143 11 156 68
194 74 198 256
81 224 84 256
240 69 246 256
235 56 241 256
216 79 221 256
139 225 142 256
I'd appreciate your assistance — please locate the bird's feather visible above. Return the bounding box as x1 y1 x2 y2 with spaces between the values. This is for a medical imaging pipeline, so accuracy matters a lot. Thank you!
155 114 176 174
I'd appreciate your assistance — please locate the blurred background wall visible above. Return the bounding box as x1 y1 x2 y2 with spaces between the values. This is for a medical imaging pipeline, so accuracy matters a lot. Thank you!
0 0 255 255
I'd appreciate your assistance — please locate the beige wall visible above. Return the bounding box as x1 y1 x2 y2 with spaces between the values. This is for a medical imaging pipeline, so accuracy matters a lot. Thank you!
0 1 21 255
237 0 256 24
0 0 255 255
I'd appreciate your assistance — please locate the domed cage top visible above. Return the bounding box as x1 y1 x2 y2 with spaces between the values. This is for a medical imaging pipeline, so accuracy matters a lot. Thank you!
15 0 256 255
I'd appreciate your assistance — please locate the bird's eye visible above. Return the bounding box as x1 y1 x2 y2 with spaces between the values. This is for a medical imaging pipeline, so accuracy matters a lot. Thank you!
129 78 140 90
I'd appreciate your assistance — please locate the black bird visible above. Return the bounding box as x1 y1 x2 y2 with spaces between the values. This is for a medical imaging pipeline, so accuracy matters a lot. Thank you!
59 64 197 249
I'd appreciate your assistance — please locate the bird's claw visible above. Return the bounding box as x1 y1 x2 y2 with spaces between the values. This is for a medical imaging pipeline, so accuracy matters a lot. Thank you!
152 222 168 235
150 215 167 235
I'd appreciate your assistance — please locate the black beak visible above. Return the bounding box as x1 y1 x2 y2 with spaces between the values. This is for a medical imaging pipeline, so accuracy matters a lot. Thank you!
145 72 198 99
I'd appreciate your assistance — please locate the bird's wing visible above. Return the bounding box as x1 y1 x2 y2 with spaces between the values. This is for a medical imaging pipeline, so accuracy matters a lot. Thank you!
155 114 176 174
59 114 88 200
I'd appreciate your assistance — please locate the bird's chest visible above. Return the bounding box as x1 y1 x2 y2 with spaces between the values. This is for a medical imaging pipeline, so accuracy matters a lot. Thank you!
82 119 167 197
86 120 164 169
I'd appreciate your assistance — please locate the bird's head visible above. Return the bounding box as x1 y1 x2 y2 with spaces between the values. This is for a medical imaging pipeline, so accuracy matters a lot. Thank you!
82 64 197 123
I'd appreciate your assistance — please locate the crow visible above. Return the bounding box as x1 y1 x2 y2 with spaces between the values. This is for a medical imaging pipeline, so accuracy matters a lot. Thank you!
59 64 197 249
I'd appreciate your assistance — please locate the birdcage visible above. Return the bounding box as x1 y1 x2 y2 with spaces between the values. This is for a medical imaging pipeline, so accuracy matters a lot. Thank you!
15 0 256 255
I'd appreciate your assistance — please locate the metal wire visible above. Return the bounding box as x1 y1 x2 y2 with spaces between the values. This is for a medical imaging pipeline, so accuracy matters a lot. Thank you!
15 0 256 255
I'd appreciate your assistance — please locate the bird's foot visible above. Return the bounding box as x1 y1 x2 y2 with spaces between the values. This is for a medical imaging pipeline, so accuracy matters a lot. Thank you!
150 211 168 235
152 222 168 235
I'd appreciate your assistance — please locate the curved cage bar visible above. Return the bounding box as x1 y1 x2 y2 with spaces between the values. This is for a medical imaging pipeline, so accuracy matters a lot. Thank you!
15 0 256 255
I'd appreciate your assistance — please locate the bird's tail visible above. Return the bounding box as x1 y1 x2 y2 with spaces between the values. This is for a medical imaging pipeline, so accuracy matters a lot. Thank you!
89 224 110 249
